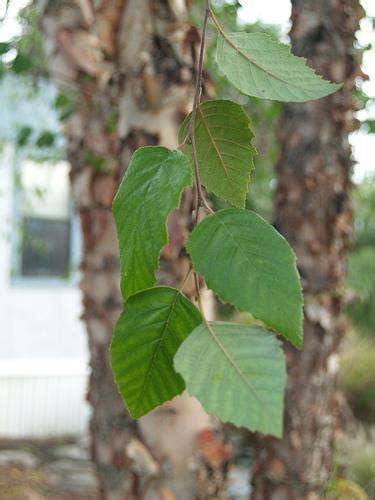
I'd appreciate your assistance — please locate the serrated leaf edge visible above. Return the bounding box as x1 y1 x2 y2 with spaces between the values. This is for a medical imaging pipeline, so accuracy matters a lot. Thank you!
217 32 341 100
111 286 202 418
175 320 285 437
179 100 257 208
186 209 304 348
113 146 193 299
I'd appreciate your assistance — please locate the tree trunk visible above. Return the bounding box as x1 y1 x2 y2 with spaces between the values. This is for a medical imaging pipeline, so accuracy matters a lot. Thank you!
41 2 228 498
251 1 363 498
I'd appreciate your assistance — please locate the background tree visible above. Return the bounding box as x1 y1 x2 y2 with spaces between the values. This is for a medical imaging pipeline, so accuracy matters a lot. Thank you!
251 0 365 498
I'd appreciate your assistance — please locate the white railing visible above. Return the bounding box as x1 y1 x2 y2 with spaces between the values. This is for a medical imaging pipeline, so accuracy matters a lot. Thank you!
0 358 90 437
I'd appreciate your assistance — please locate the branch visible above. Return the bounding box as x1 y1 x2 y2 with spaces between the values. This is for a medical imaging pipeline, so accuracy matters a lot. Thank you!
188 0 214 221
187 0 214 307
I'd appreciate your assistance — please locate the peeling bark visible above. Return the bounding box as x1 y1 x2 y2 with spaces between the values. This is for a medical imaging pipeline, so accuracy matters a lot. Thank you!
251 1 364 498
40 1 228 498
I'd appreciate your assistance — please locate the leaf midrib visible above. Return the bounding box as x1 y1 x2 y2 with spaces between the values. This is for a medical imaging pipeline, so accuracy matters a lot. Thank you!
220 33 325 93
117 152 190 296
204 322 278 421
134 290 181 414
198 107 232 183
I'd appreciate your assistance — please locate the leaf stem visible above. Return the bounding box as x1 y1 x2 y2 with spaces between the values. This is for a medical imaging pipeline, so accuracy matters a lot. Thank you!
178 265 192 293
188 0 215 306
189 0 214 220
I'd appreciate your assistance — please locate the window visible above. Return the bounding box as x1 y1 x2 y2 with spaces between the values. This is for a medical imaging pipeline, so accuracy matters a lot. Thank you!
13 159 79 282
21 217 71 277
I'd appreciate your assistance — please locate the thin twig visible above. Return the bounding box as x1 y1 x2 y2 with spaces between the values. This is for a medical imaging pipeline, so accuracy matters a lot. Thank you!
188 0 215 306
189 0 210 219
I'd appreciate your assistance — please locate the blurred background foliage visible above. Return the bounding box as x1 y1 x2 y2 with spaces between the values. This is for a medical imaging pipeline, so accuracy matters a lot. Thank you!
347 179 375 337
0 0 374 496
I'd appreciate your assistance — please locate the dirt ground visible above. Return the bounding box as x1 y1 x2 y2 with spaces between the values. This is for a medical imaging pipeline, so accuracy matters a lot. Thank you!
0 437 96 500
0 435 251 499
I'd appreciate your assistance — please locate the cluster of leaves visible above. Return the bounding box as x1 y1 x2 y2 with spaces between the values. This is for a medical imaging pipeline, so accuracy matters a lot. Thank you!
340 336 375 423
198 1 283 221
333 426 375 498
14 90 75 156
111 5 339 436
0 4 48 78
0 4 75 159
344 12 375 339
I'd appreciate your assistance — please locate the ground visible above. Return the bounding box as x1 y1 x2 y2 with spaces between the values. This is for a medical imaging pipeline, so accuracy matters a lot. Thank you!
0 437 96 499
0 435 251 499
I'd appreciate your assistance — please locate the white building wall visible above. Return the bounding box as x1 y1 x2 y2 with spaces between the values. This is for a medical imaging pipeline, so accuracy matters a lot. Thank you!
0 145 90 437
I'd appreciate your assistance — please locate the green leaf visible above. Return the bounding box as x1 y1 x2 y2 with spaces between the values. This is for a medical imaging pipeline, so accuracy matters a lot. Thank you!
54 93 71 109
0 42 11 55
175 321 286 436
17 126 33 147
54 93 75 122
111 287 202 418
179 100 256 208
35 131 55 148
217 32 340 102
12 52 33 74
113 146 192 299
187 209 303 347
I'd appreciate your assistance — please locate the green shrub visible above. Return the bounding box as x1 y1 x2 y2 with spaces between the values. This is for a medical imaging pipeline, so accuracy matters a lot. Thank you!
334 428 375 498
340 337 375 423
347 247 375 338
325 478 368 500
